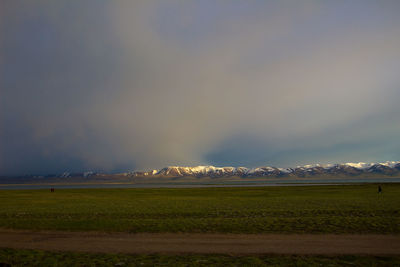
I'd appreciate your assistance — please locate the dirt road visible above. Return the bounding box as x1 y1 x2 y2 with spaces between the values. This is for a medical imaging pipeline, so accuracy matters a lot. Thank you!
0 229 399 255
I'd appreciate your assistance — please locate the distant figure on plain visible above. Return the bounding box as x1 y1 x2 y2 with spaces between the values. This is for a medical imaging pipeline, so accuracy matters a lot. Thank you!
50 188 55 192
378 185 382 194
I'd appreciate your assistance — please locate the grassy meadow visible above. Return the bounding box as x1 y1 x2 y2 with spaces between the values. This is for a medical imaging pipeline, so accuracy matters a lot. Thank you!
0 184 399 234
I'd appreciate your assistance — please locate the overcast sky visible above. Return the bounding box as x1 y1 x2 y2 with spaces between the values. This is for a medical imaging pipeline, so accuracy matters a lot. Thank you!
1 1 400 175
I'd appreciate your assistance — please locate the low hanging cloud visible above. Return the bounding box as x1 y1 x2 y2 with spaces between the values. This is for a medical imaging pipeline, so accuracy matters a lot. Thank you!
1 1 400 175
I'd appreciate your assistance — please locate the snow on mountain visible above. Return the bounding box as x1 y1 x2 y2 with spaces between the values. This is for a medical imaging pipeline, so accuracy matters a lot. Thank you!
379 161 400 168
60 172 71 178
131 161 400 178
343 162 374 169
54 161 400 178
156 166 241 177
83 171 95 177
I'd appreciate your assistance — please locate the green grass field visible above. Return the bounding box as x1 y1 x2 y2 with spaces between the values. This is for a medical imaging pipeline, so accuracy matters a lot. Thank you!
1 248 400 267
0 184 399 234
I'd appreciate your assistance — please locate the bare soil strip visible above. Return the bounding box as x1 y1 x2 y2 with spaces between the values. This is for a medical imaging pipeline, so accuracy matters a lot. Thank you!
0 229 399 255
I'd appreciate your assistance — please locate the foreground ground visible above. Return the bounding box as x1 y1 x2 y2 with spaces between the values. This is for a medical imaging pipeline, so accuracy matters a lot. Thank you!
0 184 399 266
0 229 399 255
1 248 400 267
0 184 399 234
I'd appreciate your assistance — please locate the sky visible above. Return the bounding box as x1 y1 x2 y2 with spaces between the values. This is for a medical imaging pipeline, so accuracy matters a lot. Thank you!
1 1 400 175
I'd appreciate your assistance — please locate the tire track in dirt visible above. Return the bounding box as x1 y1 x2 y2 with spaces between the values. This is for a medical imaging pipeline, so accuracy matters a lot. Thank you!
0 229 399 255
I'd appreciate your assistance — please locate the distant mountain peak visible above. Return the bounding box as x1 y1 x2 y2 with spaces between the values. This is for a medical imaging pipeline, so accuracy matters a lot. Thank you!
130 161 400 178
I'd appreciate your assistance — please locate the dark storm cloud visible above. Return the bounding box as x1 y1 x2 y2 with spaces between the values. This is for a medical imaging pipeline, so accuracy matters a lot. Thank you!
1 1 400 175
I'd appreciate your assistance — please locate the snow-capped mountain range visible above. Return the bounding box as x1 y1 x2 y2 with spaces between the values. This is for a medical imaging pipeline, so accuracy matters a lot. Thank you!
130 161 400 178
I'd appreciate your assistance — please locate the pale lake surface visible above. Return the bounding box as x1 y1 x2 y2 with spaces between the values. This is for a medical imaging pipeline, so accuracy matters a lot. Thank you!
1 178 400 190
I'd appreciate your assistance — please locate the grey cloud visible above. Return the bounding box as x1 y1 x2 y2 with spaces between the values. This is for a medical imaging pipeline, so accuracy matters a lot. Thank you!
1 1 400 175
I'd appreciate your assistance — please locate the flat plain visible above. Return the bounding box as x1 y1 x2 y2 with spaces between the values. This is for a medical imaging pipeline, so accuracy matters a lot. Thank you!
0 184 398 233
1 184 399 266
